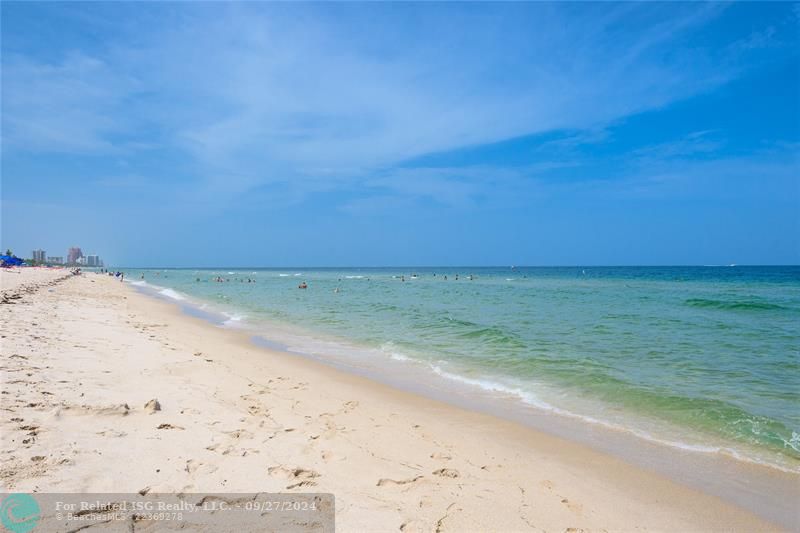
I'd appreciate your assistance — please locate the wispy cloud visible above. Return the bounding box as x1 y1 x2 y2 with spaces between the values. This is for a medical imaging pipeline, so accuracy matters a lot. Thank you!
630 131 725 162
1 2 792 208
2 52 133 154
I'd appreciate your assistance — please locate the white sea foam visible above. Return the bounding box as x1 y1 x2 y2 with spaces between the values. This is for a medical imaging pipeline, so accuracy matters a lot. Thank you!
430 364 556 411
222 312 246 326
345 275 364 279
279 274 290 277
159 288 186 301
427 363 799 473
130 279 188 303
787 431 800 453
380 342 412 361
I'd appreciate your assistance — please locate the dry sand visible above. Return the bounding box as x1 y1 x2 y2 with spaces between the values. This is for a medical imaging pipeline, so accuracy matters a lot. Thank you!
0 268 785 531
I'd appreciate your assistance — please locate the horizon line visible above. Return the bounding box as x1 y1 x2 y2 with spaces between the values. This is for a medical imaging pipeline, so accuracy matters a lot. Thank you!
101 264 800 269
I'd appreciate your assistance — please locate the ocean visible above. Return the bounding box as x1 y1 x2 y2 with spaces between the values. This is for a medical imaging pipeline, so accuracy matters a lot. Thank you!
122 265 800 473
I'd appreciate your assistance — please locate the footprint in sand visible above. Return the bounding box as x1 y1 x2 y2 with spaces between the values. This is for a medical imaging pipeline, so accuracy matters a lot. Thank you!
376 476 423 487
399 519 427 532
156 423 184 430
144 399 161 414
342 400 359 413
560 497 583 514
97 429 127 438
268 466 320 489
245 403 269 416
223 429 253 440
432 468 460 479
184 459 219 475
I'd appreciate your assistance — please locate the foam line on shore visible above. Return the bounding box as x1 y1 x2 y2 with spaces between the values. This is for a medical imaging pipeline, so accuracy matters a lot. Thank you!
139 281 799 475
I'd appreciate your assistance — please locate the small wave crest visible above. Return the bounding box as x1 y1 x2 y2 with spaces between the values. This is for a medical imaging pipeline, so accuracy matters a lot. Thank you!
439 316 525 350
222 312 246 326
428 364 799 473
380 341 412 362
159 288 186 301
457 326 526 349
684 298 786 311
430 364 556 411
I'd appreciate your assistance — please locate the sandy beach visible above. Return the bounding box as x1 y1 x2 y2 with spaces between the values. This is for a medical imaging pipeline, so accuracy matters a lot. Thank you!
0 268 787 531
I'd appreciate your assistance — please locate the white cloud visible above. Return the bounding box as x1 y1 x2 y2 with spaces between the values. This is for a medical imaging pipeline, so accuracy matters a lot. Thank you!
629 131 726 161
0 2 780 203
2 51 134 153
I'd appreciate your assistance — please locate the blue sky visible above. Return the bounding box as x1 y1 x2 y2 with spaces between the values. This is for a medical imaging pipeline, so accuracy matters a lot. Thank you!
1 2 798 266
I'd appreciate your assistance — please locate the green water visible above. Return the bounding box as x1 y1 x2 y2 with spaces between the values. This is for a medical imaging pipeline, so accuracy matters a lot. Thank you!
123 266 800 471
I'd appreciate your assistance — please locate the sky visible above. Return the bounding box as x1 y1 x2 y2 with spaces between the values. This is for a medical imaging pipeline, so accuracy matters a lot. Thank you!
1 2 798 267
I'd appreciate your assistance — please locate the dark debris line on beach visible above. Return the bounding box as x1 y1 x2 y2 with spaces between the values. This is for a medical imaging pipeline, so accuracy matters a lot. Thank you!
0 272 73 304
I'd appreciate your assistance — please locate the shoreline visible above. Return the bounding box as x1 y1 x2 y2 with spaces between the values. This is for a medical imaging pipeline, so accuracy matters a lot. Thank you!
1 268 794 530
124 265 800 482
133 274 800 527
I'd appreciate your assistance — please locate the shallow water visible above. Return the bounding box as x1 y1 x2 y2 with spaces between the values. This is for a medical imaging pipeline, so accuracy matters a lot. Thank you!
122 265 800 473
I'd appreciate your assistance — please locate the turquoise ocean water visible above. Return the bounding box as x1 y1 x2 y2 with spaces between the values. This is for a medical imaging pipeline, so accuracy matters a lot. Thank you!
123 266 800 472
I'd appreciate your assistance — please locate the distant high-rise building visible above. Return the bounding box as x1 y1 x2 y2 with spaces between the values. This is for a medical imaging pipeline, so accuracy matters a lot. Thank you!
86 255 100 267
47 256 64 265
67 247 83 265
32 249 46 263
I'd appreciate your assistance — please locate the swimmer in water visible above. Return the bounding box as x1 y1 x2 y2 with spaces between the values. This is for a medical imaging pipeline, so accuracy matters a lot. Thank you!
299 281 308 289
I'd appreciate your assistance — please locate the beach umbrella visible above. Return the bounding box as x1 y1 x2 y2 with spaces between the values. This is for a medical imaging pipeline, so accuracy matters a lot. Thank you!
0 255 25 266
